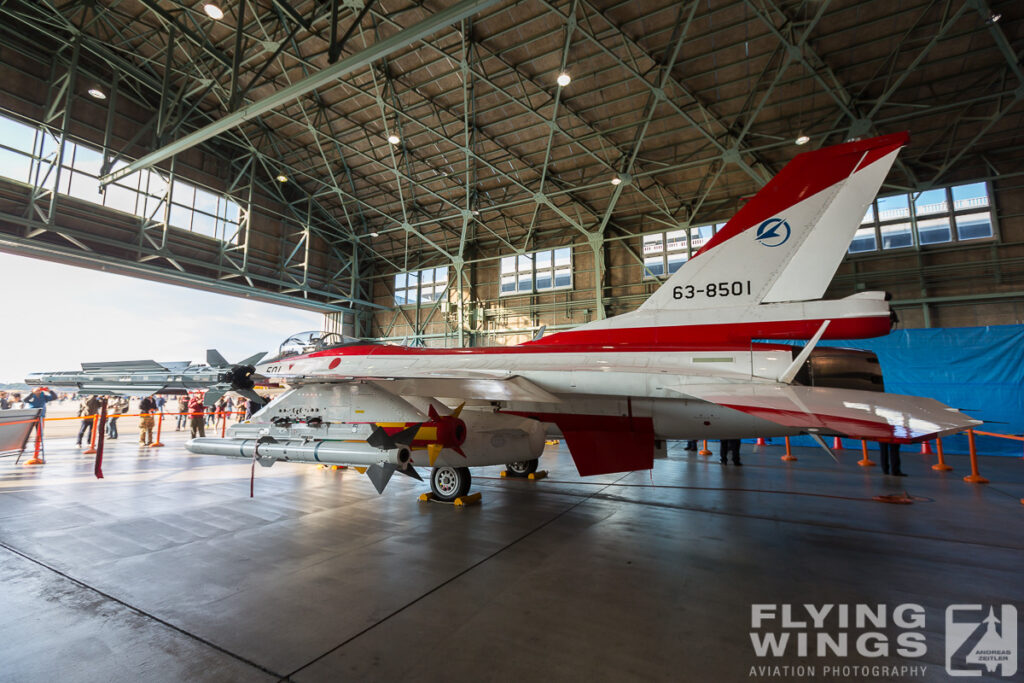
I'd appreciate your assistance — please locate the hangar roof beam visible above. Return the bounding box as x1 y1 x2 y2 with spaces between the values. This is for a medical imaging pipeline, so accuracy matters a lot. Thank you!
98 0 504 188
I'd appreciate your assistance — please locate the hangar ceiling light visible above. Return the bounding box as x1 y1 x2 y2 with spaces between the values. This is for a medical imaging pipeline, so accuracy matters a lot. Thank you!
87 88 106 100
387 134 400 145
795 135 811 146
203 4 224 20
556 72 571 87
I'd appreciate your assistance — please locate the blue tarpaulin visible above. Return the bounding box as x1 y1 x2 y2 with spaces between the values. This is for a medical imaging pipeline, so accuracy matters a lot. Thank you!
758 325 1024 456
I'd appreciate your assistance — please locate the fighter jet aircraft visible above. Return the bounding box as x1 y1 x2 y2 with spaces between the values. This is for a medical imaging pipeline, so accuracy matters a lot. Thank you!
27 351 268 406
28 132 982 501
183 132 981 500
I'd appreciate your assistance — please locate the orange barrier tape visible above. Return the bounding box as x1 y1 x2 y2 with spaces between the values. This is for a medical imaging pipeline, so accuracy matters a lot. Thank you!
35 410 245 423
969 430 1024 442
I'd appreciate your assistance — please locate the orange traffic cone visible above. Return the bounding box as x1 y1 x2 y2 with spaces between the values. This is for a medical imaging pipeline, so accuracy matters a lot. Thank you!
832 436 844 450
920 440 933 455
755 437 767 447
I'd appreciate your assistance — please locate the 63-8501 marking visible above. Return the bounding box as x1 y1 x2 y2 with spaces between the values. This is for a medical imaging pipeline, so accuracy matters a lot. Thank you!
673 280 752 299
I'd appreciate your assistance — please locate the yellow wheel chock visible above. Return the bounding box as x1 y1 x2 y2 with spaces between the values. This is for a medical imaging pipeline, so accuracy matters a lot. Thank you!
418 491 482 507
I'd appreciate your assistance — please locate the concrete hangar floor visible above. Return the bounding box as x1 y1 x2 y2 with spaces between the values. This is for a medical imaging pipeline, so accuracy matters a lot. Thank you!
1 432 1022 682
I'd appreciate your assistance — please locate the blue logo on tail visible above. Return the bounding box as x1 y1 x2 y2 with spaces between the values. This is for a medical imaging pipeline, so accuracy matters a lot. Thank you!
755 218 791 247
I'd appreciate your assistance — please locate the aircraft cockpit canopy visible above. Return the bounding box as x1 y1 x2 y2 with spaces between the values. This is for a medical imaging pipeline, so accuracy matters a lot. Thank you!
275 331 368 358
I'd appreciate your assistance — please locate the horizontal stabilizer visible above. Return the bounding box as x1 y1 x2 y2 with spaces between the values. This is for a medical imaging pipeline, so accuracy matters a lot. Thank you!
677 384 983 443
207 349 229 368
238 352 268 367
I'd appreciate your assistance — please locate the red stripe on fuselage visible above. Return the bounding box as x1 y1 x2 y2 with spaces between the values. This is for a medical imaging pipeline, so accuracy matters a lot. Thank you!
528 315 892 349
298 315 889 360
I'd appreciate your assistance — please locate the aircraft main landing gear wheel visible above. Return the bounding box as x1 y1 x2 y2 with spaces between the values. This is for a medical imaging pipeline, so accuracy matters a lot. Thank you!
505 459 539 477
430 465 471 502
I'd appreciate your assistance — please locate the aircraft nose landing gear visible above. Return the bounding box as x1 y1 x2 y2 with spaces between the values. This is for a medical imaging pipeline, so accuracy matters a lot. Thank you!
430 465 472 502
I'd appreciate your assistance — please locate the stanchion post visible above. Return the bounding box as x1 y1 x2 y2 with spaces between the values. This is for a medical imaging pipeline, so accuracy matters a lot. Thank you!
151 411 165 448
94 398 108 479
25 416 44 465
83 414 98 455
932 437 952 471
698 439 711 456
857 439 876 467
963 429 989 484
221 412 227 438
781 436 797 462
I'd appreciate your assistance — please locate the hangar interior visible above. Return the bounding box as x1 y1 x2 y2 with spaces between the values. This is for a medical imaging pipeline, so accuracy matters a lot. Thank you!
1 1 1023 681
2 0 1023 339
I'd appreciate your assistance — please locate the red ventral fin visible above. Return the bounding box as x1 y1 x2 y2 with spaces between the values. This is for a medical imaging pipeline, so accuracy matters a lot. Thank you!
550 414 655 476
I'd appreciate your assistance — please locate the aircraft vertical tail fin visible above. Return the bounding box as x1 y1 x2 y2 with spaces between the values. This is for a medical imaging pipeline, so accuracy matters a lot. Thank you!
637 132 908 313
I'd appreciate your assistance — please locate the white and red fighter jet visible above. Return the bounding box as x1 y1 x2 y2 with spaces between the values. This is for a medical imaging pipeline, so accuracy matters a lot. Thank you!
184 132 980 500
30 132 981 500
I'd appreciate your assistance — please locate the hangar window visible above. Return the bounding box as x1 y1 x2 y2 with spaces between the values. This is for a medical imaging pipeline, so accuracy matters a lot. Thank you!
642 224 722 279
0 112 242 244
0 115 36 184
849 182 994 254
499 247 572 295
394 266 448 305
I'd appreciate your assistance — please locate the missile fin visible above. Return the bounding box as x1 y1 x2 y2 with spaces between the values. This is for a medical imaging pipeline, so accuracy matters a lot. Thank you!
367 424 393 450
427 443 443 467
391 423 422 446
398 465 423 482
366 463 396 494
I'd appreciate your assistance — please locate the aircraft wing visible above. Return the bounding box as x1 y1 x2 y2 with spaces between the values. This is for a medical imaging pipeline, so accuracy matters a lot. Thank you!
371 375 561 403
673 383 982 443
